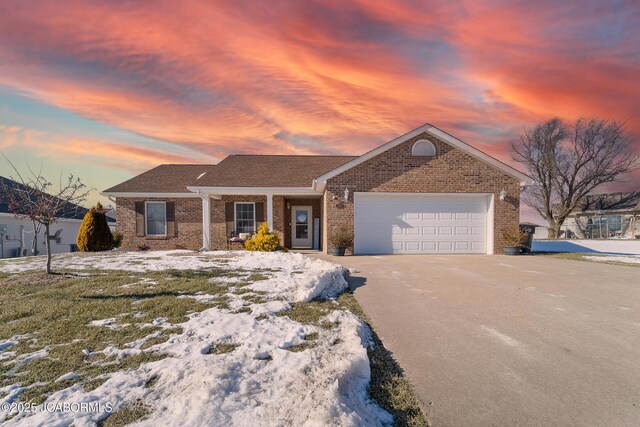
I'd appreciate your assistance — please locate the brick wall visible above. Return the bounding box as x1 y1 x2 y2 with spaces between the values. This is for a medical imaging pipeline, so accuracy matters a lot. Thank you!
116 197 202 250
323 133 520 254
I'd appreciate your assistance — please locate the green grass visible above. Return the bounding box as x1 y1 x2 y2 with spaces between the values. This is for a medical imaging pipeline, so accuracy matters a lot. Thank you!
207 343 240 355
98 399 151 427
0 266 263 405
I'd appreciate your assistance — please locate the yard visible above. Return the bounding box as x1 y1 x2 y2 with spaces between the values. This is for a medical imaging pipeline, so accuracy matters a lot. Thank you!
0 251 426 426
531 239 640 267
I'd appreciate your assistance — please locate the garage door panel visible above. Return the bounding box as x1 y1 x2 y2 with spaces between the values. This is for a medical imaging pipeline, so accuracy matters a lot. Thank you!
354 193 489 254
455 226 469 235
438 226 453 235
438 241 453 251
422 226 436 235
455 241 469 251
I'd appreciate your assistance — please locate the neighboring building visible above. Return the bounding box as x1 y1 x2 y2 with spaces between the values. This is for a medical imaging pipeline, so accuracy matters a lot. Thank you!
560 192 640 239
0 176 116 258
103 123 531 255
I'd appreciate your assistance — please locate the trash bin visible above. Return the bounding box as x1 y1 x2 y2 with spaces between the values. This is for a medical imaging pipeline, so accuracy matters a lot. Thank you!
519 224 535 253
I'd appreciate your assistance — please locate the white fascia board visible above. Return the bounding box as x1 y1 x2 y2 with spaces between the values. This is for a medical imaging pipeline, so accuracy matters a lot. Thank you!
186 186 322 196
100 192 199 198
315 123 533 186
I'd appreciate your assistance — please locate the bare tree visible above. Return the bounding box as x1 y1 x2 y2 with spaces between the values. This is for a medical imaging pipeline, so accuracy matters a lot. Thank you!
512 117 638 238
0 155 92 273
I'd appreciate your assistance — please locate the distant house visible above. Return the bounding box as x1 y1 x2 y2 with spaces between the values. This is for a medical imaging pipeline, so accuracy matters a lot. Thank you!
0 176 116 258
560 192 640 239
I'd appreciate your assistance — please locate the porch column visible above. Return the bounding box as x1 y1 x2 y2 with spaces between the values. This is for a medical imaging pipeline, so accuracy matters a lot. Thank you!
266 193 274 230
201 194 210 250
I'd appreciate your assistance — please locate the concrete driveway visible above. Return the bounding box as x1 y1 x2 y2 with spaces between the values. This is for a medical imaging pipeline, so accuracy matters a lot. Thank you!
309 254 640 426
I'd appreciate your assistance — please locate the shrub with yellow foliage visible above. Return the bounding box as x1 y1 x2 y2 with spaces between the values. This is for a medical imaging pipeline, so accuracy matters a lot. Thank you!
244 222 281 252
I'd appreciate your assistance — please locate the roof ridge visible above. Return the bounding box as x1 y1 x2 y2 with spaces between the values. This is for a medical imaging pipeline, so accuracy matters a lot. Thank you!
229 154 357 157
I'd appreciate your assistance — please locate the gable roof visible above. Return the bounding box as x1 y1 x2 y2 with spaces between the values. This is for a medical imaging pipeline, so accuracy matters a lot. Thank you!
314 123 532 186
1 176 115 223
188 155 356 188
103 123 532 195
571 192 640 214
103 164 213 194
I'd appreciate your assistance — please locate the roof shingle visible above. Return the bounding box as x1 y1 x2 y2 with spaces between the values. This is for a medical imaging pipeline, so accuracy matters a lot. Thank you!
1 176 115 222
191 155 357 188
573 192 640 213
103 165 213 193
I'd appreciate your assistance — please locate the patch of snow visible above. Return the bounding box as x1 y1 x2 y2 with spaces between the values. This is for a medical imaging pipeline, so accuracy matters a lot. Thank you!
0 336 22 351
88 318 129 330
532 239 640 255
56 372 81 382
4 347 51 375
583 255 640 264
1 251 387 427
125 331 164 349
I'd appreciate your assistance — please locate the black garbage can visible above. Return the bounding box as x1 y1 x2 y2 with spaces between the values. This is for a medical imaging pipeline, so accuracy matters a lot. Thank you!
519 224 536 253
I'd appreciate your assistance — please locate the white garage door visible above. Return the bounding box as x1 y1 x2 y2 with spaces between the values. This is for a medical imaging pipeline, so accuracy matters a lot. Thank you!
354 193 490 254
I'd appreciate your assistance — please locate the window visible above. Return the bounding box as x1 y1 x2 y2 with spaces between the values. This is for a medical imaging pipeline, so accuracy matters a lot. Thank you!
411 139 436 156
587 214 622 238
145 201 167 236
235 202 255 234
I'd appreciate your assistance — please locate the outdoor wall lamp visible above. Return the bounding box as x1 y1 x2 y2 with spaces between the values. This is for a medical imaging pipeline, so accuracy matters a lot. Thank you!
499 189 507 201
344 188 350 201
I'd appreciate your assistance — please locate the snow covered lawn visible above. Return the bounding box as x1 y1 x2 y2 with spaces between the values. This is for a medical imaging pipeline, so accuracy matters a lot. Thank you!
532 239 640 255
0 251 398 426
532 240 640 267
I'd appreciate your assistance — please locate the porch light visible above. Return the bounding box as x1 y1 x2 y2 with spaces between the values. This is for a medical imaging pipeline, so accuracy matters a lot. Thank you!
286 201 290 209
344 188 350 201
499 189 507 201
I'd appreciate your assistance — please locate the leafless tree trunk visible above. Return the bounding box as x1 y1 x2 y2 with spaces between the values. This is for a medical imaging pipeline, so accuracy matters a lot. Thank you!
44 223 52 274
0 154 92 274
512 117 638 238
30 221 41 256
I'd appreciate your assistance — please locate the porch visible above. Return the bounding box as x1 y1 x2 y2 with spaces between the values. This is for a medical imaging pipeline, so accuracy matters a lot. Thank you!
198 192 324 251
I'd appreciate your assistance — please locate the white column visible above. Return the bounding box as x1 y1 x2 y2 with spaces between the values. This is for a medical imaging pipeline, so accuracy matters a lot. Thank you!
266 193 274 230
201 194 211 251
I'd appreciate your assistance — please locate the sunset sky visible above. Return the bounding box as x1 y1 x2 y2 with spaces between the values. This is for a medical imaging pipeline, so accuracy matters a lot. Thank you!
0 0 638 219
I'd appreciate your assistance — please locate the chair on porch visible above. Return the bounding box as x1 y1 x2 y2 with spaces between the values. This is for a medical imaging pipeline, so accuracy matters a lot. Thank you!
227 230 246 250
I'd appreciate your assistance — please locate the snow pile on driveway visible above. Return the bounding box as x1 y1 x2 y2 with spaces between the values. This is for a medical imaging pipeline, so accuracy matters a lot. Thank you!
1 251 392 426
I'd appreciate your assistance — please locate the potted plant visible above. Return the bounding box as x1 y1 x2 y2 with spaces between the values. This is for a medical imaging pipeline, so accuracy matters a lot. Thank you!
329 226 353 256
502 226 529 255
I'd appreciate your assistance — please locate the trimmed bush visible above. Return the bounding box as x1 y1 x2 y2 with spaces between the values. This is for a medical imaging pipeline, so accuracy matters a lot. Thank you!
502 226 529 248
112 231 124 249
76 202 114 252
244 222 280 252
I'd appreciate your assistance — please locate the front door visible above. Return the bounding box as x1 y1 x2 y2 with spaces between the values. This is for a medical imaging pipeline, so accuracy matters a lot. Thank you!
291 206 312 248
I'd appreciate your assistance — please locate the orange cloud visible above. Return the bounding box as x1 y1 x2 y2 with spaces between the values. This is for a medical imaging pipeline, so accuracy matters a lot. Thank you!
0 0 637 175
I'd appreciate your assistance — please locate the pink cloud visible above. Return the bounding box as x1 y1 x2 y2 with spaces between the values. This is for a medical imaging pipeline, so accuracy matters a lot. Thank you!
0 0 637 187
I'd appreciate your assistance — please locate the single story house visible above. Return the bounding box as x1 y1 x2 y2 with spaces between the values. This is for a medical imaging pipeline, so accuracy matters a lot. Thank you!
560 192 640 239
0 176 116 258
103 123 531 255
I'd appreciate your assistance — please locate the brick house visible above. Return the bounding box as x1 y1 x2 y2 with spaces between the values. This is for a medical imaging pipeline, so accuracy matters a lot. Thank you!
103 124 531 254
